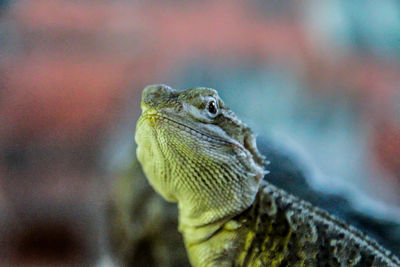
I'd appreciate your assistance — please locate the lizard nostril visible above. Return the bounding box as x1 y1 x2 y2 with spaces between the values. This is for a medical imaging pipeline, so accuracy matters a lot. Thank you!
142 84 174 104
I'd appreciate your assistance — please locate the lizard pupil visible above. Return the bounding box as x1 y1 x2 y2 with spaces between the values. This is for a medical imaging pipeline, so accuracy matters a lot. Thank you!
207 100 218 114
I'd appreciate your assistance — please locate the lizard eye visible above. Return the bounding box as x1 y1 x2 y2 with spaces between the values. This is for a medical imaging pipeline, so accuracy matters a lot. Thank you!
206 100 218 116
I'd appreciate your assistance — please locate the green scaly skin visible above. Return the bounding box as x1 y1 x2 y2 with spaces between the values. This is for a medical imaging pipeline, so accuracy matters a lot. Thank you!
135 84 400 267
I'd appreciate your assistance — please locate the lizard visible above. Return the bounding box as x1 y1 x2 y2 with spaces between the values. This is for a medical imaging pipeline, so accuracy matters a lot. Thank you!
134 84 400 267
106 132 400 266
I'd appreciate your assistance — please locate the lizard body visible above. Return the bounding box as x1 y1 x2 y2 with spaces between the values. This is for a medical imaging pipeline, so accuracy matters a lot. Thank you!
135 84 400 266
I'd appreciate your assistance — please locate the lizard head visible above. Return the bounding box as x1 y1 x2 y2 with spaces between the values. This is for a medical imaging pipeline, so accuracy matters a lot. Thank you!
135 84 265 226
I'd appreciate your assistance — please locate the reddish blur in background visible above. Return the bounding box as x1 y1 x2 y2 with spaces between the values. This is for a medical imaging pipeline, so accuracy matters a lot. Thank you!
0 1 399 266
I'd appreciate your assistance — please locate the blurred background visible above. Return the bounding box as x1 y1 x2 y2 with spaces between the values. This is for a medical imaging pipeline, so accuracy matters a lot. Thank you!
0 0 399 266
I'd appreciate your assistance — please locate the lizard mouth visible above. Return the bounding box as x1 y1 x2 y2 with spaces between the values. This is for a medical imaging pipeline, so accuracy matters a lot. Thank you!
140 112 241 148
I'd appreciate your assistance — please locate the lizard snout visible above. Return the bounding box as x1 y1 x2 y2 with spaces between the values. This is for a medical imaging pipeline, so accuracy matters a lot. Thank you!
142 84 175 107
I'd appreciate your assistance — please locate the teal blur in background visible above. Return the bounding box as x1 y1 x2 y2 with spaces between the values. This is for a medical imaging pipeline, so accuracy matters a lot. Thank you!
0 1 399 266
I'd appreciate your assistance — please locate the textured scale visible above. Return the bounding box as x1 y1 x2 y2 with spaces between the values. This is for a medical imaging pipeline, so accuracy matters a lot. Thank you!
237 182 400 266
135 84 400 267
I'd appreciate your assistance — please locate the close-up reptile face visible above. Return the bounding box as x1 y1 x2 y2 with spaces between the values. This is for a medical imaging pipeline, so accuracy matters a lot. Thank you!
135 84 265 224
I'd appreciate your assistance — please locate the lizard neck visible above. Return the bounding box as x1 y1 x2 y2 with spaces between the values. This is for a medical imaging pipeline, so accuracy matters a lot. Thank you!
176 171 260 246
178 199 252 267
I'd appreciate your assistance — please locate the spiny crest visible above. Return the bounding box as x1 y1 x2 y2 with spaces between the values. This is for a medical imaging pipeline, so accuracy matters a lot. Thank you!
215 108 265 167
